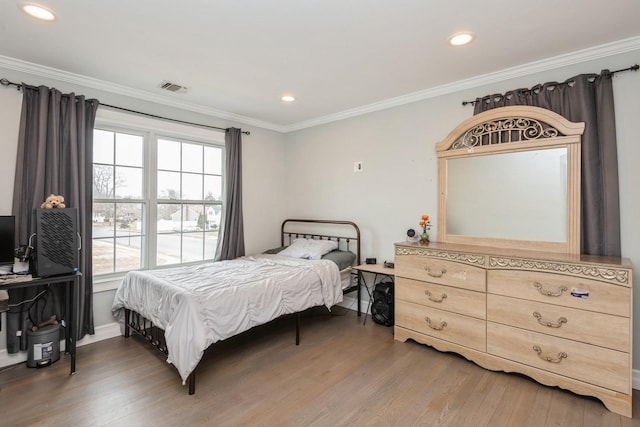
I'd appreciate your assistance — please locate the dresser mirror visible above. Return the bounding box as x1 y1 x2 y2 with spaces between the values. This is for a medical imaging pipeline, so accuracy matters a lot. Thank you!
436 106 585 254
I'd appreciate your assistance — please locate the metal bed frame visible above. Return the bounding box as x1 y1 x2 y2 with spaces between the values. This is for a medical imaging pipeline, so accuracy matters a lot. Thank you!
122 219 361 395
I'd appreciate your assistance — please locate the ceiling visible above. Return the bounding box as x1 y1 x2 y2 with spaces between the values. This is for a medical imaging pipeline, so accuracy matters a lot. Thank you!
1 1 639 132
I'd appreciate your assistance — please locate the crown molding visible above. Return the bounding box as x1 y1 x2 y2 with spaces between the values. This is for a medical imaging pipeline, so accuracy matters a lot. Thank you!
1 36 638 134
282 36 640 133
0 55 285 133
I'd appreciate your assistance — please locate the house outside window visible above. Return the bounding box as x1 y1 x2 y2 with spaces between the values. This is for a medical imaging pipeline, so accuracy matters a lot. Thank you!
91 109 224 281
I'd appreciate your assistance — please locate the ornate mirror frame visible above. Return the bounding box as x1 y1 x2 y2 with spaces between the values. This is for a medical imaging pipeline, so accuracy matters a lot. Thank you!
436 105 585 254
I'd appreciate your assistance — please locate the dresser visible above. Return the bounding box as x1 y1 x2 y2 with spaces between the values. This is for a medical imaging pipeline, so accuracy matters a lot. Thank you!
394 241 633 417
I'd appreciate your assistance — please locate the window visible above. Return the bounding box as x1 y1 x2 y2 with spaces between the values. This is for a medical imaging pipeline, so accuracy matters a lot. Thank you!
92 111 224 278
156 138 222 265
92 129 145 274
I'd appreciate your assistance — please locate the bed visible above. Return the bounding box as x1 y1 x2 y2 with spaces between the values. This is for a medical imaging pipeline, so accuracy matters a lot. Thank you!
111 219 361 394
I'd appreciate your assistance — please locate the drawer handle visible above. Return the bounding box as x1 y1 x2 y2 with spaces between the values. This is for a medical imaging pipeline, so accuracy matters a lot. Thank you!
532 312 567 328
425 290 447 303
532 345 567 364
424 266 447 278
533 282 568 297
424 316 447 331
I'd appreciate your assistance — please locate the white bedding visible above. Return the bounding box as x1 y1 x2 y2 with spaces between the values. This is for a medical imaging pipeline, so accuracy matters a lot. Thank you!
111 254 343 383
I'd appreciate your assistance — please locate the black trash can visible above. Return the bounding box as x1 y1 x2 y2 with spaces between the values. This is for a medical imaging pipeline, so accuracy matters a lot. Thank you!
371 279 394 326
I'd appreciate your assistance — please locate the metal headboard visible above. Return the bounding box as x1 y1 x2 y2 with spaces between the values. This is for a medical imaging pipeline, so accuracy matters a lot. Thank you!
281 219 361 266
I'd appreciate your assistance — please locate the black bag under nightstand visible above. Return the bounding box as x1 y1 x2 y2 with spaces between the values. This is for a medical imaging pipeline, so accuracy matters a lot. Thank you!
371 279 393 326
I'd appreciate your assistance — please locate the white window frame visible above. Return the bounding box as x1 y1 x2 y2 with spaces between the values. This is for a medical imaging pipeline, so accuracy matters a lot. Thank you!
92 108 225 292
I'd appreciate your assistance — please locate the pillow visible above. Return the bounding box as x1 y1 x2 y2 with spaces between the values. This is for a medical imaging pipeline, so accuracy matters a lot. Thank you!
263 246 288 254
278 238 338 260
321 250 356 270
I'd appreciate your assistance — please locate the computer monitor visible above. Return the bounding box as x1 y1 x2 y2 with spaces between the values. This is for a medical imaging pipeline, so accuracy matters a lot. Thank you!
0 215 15 269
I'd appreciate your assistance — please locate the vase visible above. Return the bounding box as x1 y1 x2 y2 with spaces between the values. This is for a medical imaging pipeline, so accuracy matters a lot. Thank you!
420 232 429 245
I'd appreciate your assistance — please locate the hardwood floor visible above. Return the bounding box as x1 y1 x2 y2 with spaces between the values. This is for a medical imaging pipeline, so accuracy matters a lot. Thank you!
1 306 639 426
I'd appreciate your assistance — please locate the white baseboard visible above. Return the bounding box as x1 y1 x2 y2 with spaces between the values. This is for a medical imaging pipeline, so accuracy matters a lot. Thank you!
76 322 122 346
337 293 370 314
0 322 121 369
633 369 640 391
337 294 359 313
0 345 27 368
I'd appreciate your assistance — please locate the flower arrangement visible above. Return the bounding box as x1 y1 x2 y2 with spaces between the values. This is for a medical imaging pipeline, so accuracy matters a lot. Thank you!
419 214 431 244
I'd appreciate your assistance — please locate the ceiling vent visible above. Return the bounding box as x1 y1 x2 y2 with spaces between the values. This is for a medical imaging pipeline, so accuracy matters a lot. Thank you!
159 80 189 93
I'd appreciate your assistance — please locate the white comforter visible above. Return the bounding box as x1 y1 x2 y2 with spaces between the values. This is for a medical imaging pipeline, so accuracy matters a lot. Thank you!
111 254 343 383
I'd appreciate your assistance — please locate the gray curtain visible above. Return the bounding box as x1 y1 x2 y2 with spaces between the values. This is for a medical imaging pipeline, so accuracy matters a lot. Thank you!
473 71 620 257
7 84 99 352
215 127 245 261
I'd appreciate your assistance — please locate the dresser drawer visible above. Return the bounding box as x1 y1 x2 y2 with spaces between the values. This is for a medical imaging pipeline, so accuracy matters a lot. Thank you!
396 255 486 292
396 301 486 352
487 322 629 394
396 277 486 319
487 294 629 352
488 270 630 317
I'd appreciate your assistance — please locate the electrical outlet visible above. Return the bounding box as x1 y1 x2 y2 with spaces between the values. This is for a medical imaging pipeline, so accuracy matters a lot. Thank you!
354 161 363 172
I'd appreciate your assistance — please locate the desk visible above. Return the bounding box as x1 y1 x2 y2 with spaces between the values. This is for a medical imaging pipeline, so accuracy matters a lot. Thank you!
0 273 80 375
352 264 394 324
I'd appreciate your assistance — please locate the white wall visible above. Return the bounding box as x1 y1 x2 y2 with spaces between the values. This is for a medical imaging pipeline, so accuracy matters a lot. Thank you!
284 97 457 262
0 86 22 209
284 50 640 367
0 67 288 353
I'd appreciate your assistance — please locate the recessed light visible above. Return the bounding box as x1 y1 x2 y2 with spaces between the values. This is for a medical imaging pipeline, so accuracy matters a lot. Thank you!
281 95 295 102
449 32 474 46
19 3 56 21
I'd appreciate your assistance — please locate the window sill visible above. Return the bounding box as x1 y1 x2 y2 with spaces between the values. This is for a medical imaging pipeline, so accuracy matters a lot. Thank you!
93 276 123 293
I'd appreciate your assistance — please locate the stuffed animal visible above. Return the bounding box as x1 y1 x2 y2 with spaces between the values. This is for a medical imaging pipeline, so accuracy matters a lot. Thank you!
40 194 66 209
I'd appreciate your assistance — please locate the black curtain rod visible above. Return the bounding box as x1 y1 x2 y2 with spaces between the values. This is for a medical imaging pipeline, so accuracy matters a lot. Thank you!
99 103 250 135
0 77 250 135
461 64 639 106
